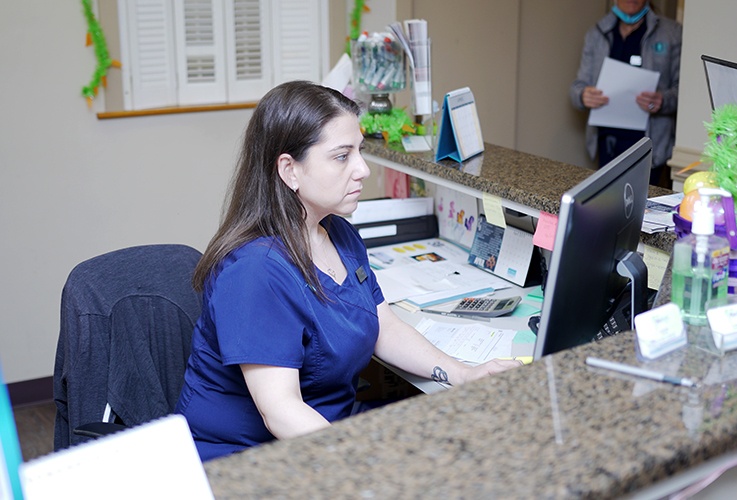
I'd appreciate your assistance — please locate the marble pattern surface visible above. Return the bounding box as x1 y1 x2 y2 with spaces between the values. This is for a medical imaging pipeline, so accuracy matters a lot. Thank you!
362 138 676 253
203 141 728 499
205 333 737 498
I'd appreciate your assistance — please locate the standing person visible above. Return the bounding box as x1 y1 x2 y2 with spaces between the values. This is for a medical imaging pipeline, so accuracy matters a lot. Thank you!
176 81 521 461
570 1 681 187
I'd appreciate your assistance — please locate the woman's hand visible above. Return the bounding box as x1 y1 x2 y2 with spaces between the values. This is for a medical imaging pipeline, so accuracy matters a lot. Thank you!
582 86 609 109
374 302 524 387
457 358 524 385
636 90 662 114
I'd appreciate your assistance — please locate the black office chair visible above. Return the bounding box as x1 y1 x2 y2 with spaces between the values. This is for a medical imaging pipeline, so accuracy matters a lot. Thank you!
53 244 202 450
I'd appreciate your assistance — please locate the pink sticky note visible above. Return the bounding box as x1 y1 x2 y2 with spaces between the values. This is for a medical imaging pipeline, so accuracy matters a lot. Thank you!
533 211 558 251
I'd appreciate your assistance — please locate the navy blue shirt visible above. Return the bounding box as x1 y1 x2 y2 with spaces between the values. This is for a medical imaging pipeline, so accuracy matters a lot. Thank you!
177 216 383 461
598 19 647 167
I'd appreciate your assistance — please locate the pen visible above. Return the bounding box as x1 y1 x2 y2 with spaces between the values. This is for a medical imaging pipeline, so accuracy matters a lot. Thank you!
420 308 468 320
585 357 696 387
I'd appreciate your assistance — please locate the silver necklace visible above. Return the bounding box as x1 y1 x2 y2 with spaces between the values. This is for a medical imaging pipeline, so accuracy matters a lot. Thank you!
315 228 337 279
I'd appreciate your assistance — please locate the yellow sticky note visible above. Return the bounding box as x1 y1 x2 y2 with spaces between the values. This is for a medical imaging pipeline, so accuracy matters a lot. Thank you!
482 193 506 228
643 245 670 291
497 356 534 365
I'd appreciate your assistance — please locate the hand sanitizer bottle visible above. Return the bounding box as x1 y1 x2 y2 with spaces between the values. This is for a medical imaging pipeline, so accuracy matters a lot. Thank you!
672 190 730 325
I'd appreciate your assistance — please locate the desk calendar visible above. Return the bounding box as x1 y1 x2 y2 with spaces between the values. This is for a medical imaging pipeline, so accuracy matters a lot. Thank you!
435 87 484 162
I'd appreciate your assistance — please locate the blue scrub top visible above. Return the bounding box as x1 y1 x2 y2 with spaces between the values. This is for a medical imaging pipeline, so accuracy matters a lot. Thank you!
176 216 384 461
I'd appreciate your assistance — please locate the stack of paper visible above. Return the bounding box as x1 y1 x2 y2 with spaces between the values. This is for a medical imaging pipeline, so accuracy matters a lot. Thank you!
415 317 516 364
389 20 431 116
368 238 509 307
642 192 683 234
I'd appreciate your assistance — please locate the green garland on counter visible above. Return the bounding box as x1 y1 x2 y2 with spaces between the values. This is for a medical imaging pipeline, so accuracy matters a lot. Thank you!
360 108 417 143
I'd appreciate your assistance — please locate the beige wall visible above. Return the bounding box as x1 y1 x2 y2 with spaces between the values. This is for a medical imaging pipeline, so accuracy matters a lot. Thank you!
410 0 521 149
517 0 608 168
671 0 737 177
0 3 246 383
0 1 692 384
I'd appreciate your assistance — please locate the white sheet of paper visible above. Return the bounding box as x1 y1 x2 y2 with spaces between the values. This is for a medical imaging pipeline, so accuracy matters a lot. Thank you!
20 415 214 499
374 260 509 306
588 57 660 131
415 318 515 364
401 135 432 152
321 53 353 93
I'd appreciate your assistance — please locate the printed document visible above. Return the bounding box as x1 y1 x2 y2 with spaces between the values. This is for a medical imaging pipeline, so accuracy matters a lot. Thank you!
368 238 509 306
588 57 660 131
415 317 515 364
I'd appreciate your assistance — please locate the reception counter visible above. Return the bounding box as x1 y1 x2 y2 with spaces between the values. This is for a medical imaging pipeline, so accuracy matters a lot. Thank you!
203 142 737 498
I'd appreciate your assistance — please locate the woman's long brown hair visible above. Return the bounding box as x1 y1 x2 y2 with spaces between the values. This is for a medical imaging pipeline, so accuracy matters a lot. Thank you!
192 81 361 298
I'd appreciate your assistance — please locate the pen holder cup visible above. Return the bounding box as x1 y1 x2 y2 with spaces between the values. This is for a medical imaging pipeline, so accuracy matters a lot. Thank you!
351 40 407 98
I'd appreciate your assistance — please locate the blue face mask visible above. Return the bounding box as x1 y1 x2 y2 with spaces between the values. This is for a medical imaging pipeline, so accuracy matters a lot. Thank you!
612 3 650 24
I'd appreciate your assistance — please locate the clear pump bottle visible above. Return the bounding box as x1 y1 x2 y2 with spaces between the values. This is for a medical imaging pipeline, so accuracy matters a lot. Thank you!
671 190 730 325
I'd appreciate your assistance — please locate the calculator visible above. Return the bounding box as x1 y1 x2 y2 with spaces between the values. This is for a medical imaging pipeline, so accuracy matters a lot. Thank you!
450 296 522 318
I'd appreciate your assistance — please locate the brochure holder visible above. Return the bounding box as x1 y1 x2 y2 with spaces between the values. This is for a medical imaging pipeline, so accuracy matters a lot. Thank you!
435 87 484 162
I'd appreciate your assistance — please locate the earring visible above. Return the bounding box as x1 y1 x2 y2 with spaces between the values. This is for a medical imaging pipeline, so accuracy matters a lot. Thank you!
292 184 298 192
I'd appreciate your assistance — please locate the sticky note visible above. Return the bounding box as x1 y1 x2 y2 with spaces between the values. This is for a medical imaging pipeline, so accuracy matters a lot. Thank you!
526 285 544 301
482 193 506 228
511 303 541 318
513 330 538 344
533 211 558 251
642 245 670 291
498 356 534 364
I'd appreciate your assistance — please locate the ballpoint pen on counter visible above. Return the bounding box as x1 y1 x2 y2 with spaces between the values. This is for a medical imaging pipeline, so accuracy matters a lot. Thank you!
419 308 467 320
585 357 697 388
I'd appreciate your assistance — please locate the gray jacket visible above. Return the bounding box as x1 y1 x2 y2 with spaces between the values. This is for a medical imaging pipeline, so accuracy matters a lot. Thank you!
570 10 682 168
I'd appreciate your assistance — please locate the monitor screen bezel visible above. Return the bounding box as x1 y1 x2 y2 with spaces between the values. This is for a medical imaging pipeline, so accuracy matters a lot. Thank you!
702 54 737 110
533 137 652 360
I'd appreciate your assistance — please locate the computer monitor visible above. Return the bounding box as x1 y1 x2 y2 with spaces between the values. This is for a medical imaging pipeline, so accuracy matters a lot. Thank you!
702 54 737 110
533 137 652 359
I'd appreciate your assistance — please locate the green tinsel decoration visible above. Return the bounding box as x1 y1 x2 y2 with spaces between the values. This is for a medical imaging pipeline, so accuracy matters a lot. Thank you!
704 104 737 200
346 0 367 55
360 108 417 143
81 0 119 104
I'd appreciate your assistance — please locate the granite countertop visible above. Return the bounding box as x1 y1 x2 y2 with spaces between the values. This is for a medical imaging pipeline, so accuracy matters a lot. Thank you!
361 138 676 253
205 334 737 498
203 142 720 498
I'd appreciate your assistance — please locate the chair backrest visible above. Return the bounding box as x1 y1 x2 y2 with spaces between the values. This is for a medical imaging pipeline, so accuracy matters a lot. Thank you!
53 244 202 450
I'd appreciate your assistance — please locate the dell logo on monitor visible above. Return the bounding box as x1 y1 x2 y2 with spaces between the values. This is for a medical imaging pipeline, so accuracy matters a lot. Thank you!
624 183 635 219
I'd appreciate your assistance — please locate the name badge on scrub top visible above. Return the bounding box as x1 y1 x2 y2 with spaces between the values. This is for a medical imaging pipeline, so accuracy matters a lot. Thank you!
355 265 367 283
629 55 643 67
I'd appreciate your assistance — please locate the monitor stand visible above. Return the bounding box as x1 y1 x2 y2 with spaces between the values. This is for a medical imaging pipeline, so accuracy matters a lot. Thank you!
616 250 649 326
528 251 650 339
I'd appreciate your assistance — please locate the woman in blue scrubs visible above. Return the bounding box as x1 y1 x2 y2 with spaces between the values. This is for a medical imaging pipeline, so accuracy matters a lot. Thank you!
176 81 521 461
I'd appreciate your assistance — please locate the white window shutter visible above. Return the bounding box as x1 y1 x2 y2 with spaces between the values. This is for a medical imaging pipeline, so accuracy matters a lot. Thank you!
223 0 272 102
118 0 178 110
271 0 323 86
172 0 228 105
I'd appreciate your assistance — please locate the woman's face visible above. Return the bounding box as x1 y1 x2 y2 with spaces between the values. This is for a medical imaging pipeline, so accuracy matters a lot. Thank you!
616 0 648 15
292 112 370 222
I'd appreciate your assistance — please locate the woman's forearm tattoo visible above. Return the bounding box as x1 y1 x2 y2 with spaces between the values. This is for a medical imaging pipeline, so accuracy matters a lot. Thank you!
431 366 449 384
